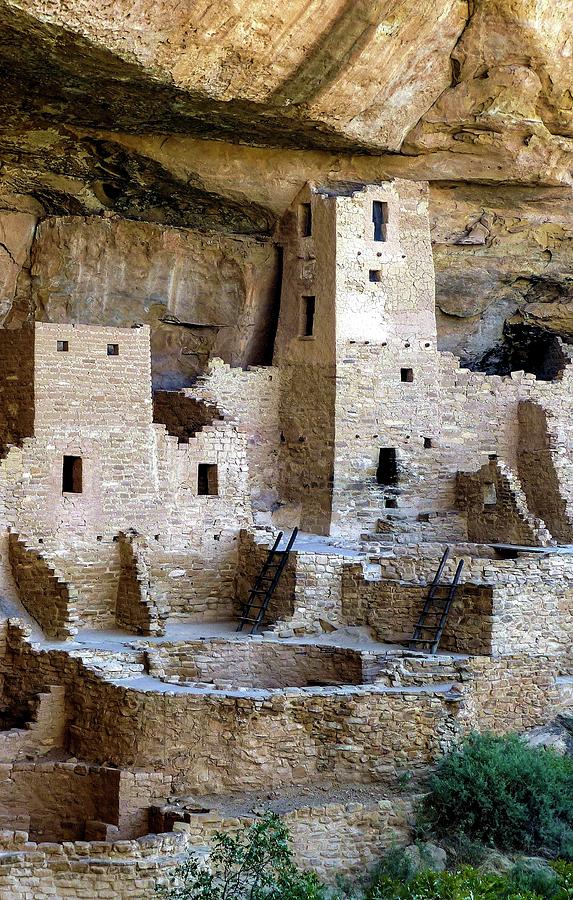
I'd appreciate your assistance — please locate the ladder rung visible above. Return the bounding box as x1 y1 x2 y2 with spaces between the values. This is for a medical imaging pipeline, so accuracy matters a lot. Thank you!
414 625 439 632
408 638 434 644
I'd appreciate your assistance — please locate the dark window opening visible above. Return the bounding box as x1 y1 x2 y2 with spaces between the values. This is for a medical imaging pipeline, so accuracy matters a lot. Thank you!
372 201 389 242
424 437 433 449
301 296 315 337
299 203 312 237
376 448 398 486
198 463 218 496
107 344 119 356
62 456 82 494
57 340 69 352
401 368 414 383
384 497 398 508
369 270 382 283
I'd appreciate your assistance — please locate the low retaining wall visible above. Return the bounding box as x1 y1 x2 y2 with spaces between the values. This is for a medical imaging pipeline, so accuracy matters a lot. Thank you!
146 639 363 688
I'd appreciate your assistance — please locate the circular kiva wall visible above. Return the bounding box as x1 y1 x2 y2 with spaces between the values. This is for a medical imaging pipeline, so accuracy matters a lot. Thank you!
145 640 364 689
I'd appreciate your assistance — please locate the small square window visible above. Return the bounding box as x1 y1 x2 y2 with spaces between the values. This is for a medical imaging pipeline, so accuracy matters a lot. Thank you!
384 497 397 508
424 437 433 449
107 344 119 356
57 341 69 352
369 270 382 283
198 463 218 496
401 368 414 383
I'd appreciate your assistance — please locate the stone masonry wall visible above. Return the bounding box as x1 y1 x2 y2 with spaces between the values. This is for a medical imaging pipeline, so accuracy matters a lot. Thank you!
457 458 550 546
370 546 573 665
0 761 121 841
145 639 363 689
191 360 282 523
0 324 34 460
8 532 79 638
342 568 493 655
274 184 337 534
152 390 221 442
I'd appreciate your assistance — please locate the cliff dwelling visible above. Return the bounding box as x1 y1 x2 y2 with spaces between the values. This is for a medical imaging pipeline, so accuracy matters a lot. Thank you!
1 0 573 896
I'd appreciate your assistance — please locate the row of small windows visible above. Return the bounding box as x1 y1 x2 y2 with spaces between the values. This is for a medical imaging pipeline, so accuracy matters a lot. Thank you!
298 200 390 242
61 456 219 496
57 341 119 355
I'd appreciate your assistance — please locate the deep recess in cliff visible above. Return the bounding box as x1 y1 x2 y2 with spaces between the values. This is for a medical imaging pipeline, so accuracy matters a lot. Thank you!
0 0 572 380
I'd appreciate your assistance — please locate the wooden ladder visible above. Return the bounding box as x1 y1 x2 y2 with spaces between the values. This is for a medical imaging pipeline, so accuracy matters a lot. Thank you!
236 528 299 635
407 547 464 654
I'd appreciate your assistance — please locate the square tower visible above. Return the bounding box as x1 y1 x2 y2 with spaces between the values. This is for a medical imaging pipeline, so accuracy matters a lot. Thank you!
275 179 440 536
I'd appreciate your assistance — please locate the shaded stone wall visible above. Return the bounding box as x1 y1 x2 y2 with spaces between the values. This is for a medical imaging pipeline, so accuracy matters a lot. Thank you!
457 458 550 546
0 324 34 459
0 761 121 841
517 399 573 542
8 532 78 638
341 569 493 656
152 391 221 442
274 185 337 534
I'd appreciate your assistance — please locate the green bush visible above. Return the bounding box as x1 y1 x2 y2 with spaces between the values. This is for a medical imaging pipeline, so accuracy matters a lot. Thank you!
366 865 543 899
155 812 329 899
419 733 573 857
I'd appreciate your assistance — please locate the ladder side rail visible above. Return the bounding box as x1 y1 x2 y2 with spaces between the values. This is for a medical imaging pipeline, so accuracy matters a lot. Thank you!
249 547 293 634
236 532 283 629
410 548 450 641
431 560 465 653
248 529 298 634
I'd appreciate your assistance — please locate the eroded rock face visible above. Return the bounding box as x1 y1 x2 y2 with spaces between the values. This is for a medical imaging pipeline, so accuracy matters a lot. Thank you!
431 184 573 369
0 0 572 373
31 217 279 387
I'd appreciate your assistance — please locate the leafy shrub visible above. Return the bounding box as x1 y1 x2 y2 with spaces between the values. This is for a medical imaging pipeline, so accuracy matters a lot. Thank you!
420 733 573 857
155 812 329 899
509 861 560 898
366 865 543 899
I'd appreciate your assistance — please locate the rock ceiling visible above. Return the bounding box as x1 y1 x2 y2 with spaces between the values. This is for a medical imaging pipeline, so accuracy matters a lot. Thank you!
0 0 572 375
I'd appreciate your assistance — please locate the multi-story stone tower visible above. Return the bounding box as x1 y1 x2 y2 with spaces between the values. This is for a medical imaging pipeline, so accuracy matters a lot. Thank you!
274 179 440 536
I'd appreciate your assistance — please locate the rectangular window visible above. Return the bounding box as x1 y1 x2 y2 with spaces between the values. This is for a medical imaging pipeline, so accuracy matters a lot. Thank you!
401 368 414 383
384 497 398 508
198 463 218 496
369 270 382 283
372 201 389 242
424 437 433 449
376 448 398 486
299 202 312 237
107 343 119 356
57 340 69 352
62 456 82 494
483 483 497 506
300 295 315 337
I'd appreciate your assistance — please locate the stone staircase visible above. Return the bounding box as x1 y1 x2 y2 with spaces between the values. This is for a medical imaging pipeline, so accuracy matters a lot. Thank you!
8 531 80 639
362 649 468 689
68 647 149 682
